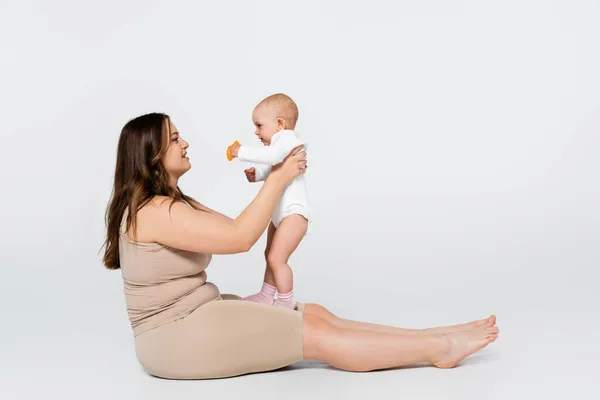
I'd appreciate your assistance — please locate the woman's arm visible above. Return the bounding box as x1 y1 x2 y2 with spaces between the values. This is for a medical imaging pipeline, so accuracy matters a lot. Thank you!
137 146 306 255
187 199 233 223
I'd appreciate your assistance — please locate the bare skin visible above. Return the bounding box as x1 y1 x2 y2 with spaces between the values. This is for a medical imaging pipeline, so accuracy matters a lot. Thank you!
302 304 499 370
266 214 307 294
303 303 497 336
432 327 499 368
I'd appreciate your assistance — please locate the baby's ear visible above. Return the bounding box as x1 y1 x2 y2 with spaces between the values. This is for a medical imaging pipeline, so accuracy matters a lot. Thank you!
277 117 287 130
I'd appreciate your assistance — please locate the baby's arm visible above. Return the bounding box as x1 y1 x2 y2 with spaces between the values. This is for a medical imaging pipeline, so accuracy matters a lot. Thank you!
254 165 272 182
237 145 286 165
238 135 303 165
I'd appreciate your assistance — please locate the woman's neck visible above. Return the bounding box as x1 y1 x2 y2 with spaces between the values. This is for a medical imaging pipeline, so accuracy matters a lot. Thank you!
169 176 179 190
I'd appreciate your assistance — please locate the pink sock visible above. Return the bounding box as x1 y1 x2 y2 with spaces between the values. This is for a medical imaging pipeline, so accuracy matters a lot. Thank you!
274 290 296 309
242 282 276 305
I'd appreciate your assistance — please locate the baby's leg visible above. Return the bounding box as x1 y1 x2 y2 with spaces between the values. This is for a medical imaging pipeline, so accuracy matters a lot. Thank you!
242 222 277 305
262 221 277 287
267 214 308 309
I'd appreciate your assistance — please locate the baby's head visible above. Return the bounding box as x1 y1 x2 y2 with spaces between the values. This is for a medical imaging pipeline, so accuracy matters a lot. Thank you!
252 93 298 145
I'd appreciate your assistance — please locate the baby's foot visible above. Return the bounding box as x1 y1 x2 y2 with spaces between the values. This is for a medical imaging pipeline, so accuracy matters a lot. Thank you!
273 298 296 309
423 315 496 335
274 290 296 309
242 293 275 305
432 326 499 368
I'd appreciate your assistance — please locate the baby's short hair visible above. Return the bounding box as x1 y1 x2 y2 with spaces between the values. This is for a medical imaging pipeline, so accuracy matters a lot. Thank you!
256 93 299 129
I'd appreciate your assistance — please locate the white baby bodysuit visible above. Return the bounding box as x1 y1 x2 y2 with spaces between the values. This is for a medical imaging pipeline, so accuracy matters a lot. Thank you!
237 129 311 230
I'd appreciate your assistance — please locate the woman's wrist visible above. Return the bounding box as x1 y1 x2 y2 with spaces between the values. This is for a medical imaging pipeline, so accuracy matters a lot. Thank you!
265 168 287 187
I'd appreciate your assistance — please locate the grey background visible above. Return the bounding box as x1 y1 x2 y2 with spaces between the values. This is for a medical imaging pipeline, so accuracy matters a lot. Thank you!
1 0 598 398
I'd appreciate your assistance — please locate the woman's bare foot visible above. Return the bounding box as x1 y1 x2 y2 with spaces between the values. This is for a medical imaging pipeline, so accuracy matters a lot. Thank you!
432 326 499 368
422 315 496 335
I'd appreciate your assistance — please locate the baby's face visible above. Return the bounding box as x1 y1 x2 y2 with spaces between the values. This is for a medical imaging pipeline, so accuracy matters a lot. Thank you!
252 104 282 145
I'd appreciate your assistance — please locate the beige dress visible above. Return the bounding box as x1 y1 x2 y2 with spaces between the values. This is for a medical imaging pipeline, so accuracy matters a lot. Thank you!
119 209 305 379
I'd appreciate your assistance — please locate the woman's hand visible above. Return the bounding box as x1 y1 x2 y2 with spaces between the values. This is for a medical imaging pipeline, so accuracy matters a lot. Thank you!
269 145 307 185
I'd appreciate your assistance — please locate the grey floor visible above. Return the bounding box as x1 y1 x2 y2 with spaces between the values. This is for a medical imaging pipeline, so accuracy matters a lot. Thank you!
3 281 597 400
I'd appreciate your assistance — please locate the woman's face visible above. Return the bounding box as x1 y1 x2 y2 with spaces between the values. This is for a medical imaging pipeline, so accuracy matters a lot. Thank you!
162 119 191 179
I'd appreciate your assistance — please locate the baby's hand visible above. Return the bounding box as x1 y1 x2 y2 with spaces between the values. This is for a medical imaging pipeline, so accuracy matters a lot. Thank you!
230 142 240 158
227 140 241 161
244 167 256 182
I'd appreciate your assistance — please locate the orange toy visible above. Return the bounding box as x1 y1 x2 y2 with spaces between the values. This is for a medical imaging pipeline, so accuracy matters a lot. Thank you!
226 140 240 161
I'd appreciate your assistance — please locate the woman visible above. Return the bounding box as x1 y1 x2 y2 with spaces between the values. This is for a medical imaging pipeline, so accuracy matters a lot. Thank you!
103 113 499 380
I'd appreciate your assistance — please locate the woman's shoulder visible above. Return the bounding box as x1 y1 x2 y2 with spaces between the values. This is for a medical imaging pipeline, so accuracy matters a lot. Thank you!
134 196 191 241
142 195 191 209
138 196 192 219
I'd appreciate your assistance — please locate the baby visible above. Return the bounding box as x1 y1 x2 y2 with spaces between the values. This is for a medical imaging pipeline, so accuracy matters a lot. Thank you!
227 93 311 309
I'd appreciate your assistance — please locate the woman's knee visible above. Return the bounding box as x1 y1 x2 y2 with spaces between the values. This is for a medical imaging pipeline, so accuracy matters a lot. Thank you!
303 303 337 322
302 313 336 360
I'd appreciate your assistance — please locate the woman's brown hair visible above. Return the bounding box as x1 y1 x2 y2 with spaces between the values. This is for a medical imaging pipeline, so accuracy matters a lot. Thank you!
102 113 197 270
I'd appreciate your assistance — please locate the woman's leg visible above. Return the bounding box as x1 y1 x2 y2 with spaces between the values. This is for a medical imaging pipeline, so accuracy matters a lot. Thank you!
136 299 305 379
302 304 497 336
302 311 499 371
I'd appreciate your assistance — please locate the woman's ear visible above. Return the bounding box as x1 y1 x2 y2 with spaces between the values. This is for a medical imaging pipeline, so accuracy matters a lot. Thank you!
277 118 287 130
